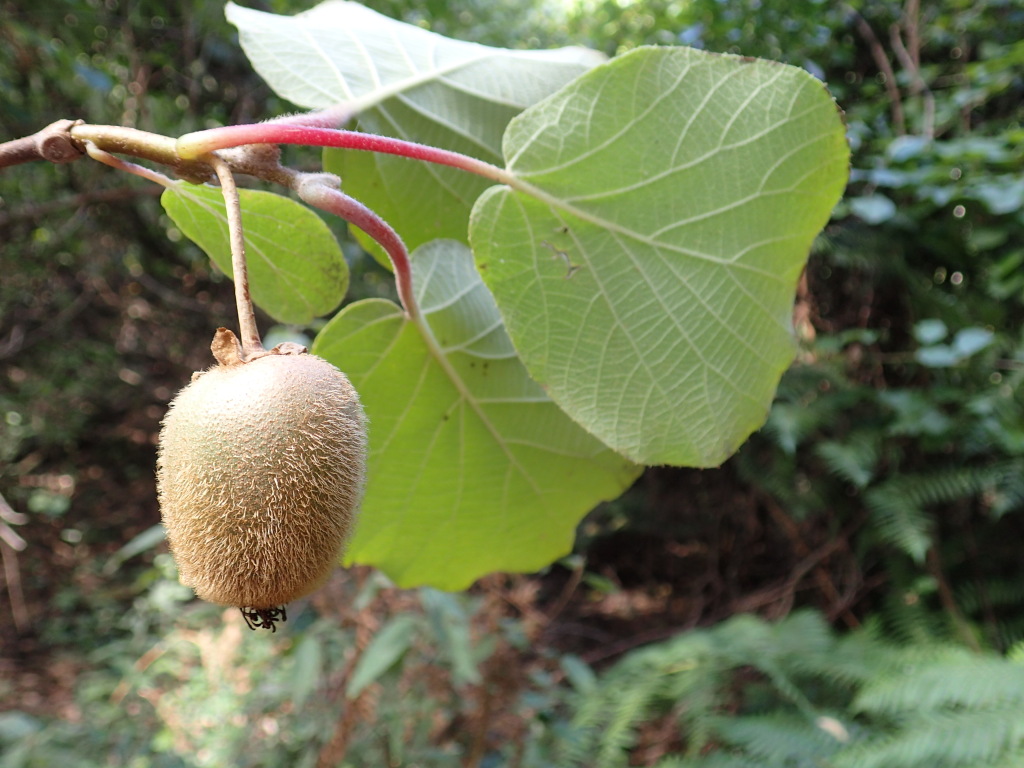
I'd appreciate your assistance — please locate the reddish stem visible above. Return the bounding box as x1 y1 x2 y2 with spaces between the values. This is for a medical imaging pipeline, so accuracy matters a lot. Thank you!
296 176 418 321
178 125 508 184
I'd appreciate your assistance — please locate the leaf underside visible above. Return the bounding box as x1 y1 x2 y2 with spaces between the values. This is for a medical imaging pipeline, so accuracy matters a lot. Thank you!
314 241 640 589
226 0 603 261
222 7 851 584
470 46 851 467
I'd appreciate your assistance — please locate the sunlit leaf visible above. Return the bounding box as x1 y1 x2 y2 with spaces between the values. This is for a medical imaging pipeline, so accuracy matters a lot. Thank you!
951 327 994 357
849 194 897 224
313 241 640 589
226 0 603 260
161 184 348 324
471 46 850 466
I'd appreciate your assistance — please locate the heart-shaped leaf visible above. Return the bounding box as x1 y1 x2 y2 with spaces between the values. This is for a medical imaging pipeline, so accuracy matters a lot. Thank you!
226 0 603 260
313 240 640 589
162 183 348 325
470 46 850 467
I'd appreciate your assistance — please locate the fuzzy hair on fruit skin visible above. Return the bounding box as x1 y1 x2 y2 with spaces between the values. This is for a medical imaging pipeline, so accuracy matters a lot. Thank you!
157 348 367 609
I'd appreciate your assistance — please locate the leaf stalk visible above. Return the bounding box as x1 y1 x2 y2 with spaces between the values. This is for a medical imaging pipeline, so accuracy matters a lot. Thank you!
296 174 419 321
177 124 514 186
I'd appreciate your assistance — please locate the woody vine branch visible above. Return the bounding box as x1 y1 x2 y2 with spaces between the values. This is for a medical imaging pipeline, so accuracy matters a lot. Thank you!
0 116 492 320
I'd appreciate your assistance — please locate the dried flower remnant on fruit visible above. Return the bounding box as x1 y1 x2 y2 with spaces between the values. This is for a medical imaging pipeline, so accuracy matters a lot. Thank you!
156 328 367 627
241 605 287 632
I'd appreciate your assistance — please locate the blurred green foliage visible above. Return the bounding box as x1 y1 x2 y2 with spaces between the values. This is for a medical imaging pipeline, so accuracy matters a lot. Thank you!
2 0 1024 765
565 610 1024 768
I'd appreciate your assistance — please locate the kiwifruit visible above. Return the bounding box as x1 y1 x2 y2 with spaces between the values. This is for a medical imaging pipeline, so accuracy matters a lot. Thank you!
156 328 366 622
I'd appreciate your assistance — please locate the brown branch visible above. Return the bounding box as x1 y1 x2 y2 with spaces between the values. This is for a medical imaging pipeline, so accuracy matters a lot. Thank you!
0 120 214 185
0 540 28 632
903 0 921 70
70 124 213 184
763 496 862 628
848 9 906 135
0 119 85 169
927 545 979 651
890 1 936 138
0 492 29 632
316 590 376 768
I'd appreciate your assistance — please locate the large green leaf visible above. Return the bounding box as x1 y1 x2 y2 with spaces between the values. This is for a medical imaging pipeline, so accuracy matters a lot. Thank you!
470 46 850 467
161 183 348 325
313 240 640 589
226 0 603 260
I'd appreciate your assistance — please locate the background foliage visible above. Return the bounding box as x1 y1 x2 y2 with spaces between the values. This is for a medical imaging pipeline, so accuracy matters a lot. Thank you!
1 0 1023 766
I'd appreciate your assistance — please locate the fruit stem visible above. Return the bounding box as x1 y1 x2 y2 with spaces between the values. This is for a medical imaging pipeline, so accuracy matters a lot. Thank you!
208 154 264 359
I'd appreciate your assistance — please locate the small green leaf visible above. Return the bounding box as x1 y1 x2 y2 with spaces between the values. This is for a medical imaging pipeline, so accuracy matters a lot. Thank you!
765 401 825 455
880 390 953 436
103 524 167 575
346 615 419 699
560 654 598 694
951 327 994 357
913 319 949 345
471 46 850 467
290 633 323 708
421 589 480 685
815 438 878 489
161 184 348 324
0 711 43 740
914 345 961 368
848 194 898 224
914 327 994 367
313 241 640 589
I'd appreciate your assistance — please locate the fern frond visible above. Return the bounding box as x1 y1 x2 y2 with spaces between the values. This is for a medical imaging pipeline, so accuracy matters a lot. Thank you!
866 462 1019 560
880 591 957 645
853 655 1024 714
783 629 897 696
985 460 1024 517
833 707 1024 768
711 711 850 763
815 433 880 489
890 464 1013 509
865 484 933 561
710 611 834 675
564 613 864 766
566 610 1024 768
564 630 724 767
653 754 764 768
595 676 666 767
955 578 1024 614
958 746 1024 768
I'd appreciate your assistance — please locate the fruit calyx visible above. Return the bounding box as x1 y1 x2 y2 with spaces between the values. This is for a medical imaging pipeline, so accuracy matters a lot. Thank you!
209 326 307 368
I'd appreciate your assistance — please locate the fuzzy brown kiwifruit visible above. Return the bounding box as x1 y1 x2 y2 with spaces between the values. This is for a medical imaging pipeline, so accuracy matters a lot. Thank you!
156 328 367 611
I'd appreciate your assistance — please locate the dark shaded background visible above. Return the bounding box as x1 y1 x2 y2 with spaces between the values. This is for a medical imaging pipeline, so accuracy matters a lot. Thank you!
1 0 1023 764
